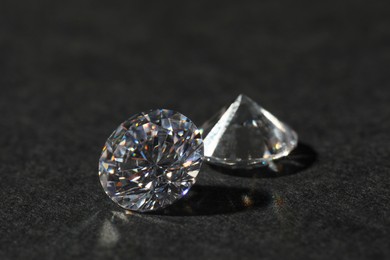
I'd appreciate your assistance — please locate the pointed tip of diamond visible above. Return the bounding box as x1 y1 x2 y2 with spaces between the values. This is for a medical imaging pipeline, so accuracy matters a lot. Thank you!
235 94 261 109
236 94 245 100
236 94 251 102
203 95 298 169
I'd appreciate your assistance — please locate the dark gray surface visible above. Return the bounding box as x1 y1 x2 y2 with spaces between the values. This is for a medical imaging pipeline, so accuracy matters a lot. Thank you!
1 0 389 259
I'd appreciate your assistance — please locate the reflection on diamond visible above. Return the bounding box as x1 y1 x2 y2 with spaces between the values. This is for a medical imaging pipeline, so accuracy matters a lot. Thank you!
99 109 204 212
202 94 297 169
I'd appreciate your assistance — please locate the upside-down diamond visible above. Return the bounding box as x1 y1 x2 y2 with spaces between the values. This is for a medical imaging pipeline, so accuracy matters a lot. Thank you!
202 94 298 168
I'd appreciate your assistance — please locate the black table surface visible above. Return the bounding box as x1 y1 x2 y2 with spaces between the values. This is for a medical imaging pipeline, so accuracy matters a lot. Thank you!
1 0 389 259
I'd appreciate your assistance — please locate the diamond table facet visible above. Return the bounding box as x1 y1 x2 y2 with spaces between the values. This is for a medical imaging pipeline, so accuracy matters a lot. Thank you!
99 109 204 212
202 94 298 169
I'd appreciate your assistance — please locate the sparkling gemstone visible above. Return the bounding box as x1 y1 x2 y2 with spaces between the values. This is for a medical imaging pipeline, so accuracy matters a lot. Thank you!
99 109 204 212
202 94 298 169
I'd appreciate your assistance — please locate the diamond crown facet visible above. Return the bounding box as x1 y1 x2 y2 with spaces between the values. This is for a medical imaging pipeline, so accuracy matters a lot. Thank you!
99 109 204 212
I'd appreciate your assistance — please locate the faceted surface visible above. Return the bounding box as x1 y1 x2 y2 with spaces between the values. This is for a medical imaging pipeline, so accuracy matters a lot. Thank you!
99 109 204 212
202 94 298 168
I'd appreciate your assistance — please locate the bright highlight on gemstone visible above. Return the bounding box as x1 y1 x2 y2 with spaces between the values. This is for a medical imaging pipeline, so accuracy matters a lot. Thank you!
202 94 298 169
99 109 204 212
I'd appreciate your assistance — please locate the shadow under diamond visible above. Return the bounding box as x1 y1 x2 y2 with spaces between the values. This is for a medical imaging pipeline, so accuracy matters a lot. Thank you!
149 185 272 216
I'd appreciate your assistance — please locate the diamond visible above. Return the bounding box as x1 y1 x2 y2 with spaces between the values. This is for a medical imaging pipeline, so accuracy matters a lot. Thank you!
99 109 204 212
202 94 298 168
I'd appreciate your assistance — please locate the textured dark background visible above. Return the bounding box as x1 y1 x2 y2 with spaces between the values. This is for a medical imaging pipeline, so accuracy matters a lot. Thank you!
1 0 389 259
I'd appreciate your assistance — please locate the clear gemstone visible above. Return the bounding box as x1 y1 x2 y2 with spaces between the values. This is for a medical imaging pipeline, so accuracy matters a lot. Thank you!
202 94 298 168
99 109 204 212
